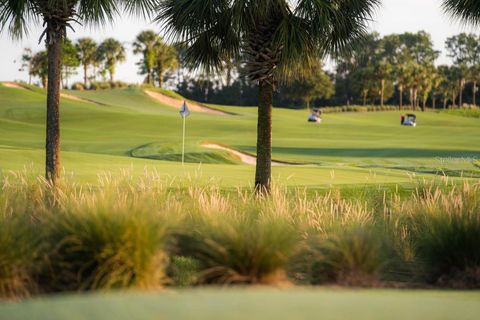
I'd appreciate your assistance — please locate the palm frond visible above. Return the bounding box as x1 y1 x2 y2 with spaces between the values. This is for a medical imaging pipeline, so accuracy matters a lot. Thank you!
442 0 480 27
0 0 38 39
156 0 240 71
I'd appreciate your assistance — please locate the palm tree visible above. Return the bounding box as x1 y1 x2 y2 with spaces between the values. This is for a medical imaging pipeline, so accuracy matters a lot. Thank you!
153 39 178 88
18 48 34 84
442 0 480 26
133 30 159 85
98 38 126 82
0 0 158 183
31 50 49 89
76 38 98 88
157 0 379 193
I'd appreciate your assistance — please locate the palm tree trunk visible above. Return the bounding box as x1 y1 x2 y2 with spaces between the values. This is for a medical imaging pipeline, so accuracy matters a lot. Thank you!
45 30 63 183
399 85 403 110
83 64 88 87
255 80 273 194
380 79 385 107
473 81 477 106
458 79 464 108
158 70 164 88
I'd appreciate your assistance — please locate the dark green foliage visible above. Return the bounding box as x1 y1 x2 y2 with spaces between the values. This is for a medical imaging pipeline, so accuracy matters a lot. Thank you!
167 256 200 287
410 208 480 287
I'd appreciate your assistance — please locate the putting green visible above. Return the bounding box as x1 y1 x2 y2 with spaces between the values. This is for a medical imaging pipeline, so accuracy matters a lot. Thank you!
0 84 479 187
1 289 479 320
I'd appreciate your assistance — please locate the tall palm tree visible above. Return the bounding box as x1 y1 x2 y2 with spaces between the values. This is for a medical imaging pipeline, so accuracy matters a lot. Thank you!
98 38 126 82
442 0 480 26
76 38 97 88
157 0 379 193
133 30 159 85
0 0 158 184
153 39 178 88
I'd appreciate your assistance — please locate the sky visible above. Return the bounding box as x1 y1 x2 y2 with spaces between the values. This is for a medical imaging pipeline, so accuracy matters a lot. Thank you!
0 0 477 84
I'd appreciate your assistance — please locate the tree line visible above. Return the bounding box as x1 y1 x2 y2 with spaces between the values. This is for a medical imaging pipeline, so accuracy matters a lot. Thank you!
166 31 480 110
19 31 178 90
20 31 480 112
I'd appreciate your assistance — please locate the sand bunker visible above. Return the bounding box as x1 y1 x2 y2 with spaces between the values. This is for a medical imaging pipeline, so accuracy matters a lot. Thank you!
144 90 230 115
1 82 26 89
202 143 300 166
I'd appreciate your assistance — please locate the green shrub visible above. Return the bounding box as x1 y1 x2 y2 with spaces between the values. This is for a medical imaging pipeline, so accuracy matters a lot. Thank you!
167 256 200 287
71 82 85 91
89 81 129 90
175 212 299 285
38 204 169 292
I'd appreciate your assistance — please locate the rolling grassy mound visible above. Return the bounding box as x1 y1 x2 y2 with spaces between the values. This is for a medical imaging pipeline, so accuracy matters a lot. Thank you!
0 83 479 187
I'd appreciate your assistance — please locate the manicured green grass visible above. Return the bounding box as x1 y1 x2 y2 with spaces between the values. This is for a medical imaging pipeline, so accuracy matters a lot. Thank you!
1 289 479 320
0 85 479 186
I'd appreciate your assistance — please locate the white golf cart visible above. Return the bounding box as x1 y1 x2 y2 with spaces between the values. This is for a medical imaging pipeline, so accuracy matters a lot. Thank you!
308 108 322 123
401 114 416 127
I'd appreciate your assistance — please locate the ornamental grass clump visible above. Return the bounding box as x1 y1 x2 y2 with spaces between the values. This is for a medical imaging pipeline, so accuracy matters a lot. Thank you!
298 225 393 287
404 184 480 288
38 201 170 292
175 210 299 285
0 213 38 299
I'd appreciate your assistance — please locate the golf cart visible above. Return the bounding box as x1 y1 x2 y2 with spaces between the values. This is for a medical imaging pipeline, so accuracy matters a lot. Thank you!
308 108 322 123
401 114 416 127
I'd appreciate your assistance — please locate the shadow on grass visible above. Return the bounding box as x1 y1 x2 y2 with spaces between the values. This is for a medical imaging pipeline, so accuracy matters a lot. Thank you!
238 146 480 159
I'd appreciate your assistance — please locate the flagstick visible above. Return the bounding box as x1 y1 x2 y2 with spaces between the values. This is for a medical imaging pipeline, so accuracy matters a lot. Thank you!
182 115 186 165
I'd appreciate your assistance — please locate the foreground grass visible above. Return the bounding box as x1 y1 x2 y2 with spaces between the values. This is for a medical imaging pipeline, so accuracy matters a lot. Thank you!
1 289 479 320
1 172 479 298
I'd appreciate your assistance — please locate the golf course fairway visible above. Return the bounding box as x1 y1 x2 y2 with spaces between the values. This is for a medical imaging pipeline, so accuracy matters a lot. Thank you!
1 83 479 187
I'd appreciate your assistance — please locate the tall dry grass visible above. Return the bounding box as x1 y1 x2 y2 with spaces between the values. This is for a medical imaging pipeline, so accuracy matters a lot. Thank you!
0 170 479 298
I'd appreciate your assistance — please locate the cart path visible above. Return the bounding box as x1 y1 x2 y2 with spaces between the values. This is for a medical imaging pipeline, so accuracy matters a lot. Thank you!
144 90 231 115
201 142 305 166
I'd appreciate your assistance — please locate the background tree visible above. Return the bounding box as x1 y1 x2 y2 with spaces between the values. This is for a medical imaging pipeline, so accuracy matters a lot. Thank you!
153 38 178 88
158 0 380 193
62 38 80 89
280 61 334 110
98 38 126 82
374 60 393 107
468 65 480 106
429 70 445 109
0 0 159 183
31 51 49 89
76 38 98 88
133 30 159 85
334 33 380 105
352 66 376 105
18 48 34 85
